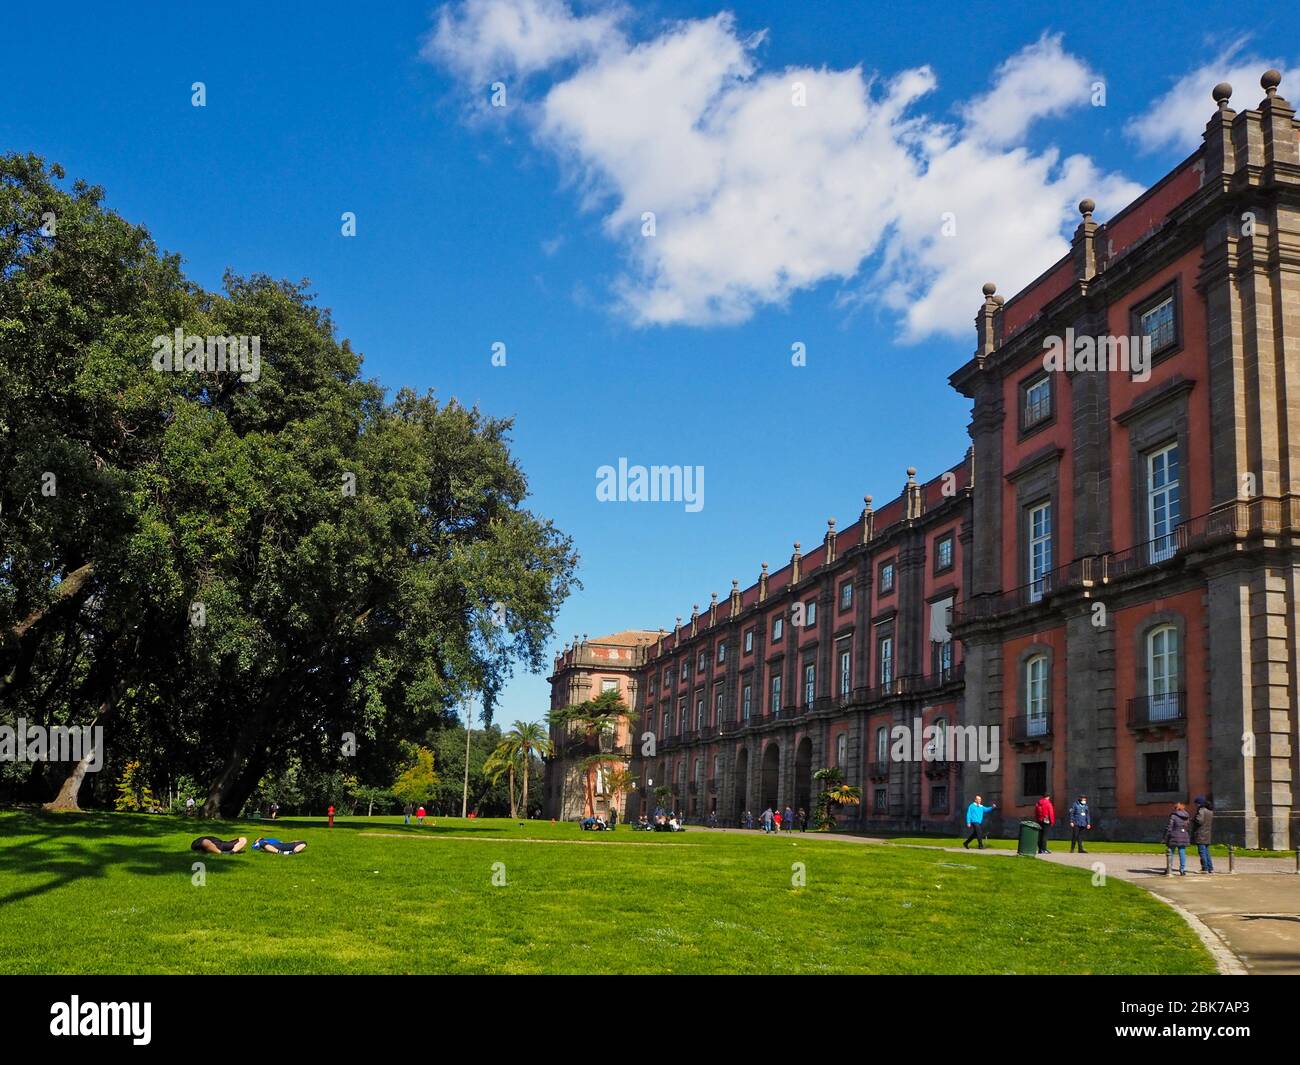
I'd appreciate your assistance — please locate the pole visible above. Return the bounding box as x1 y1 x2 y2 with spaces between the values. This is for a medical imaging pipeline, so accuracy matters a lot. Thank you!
461 697 473 819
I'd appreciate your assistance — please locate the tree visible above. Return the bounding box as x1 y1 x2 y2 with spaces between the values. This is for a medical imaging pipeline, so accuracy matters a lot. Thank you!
0 154 580 816
547 688 635 816
114 761 158 813
812 767 861 830
507 720 550 816
483 742 519 818
391 747 439 808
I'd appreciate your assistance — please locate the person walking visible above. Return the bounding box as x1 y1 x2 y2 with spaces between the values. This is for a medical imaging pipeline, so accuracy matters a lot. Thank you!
416 805 426 826
797 807 807 832
1163 801 1192 876
1068 795 1091 853
403 802 412 825
744 810 754 830
609 806 618 831
1034 793 1056 854
963 795 996 848
1192 796 1215 874
327 804 335 828
773 809 783 833
761 806 773 833
783 806 794 835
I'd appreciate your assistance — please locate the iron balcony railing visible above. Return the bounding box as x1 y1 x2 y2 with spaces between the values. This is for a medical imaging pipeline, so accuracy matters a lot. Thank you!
1010 713 1053 742
952 498 1297 627
1128 692 1187 729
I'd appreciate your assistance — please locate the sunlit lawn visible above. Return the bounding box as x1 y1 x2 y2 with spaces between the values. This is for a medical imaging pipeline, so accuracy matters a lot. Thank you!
0 810 1216 974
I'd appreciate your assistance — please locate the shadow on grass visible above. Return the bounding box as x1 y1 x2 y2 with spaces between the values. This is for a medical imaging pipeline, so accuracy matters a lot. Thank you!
0 809 255 906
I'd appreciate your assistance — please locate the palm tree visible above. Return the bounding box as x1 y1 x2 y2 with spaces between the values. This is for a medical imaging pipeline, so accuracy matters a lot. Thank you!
509 719 551 816
812 766 861 830
485 737 521 817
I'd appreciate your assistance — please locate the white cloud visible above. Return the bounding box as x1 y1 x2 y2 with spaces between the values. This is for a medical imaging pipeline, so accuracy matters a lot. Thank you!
423 0 626 84
1125 39 1289 155
426 2 1147 338
960 32 1098 147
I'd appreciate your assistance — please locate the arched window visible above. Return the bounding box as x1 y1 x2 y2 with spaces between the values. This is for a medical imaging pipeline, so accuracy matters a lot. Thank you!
930 716 947 760
875 725 888 764
1026 655 1048 736
836 733 847 767
1148 624 1179 720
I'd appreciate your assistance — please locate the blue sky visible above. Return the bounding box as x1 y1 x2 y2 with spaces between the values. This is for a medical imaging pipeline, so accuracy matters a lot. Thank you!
2 1 1292 724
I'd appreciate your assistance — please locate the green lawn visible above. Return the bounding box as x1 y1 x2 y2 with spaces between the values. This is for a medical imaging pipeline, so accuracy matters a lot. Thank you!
0 810 1216 975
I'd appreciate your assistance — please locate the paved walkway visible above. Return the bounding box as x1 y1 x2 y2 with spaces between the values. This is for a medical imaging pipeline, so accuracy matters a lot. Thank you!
690 826 1300 973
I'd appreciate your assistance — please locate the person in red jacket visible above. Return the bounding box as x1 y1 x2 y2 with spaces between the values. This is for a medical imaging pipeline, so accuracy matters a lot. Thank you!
328 804 335 828
1034 793 1056 854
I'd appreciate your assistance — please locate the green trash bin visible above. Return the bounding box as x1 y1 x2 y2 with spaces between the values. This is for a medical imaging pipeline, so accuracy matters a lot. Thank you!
1017 820 1041 856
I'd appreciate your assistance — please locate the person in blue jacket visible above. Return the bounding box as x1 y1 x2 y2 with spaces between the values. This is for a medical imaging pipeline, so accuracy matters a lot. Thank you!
963 795 997 849
1068 795 1092 853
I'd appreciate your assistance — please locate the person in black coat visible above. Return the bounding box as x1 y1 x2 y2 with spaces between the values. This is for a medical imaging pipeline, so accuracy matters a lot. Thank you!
1192 796 1215 874
1163 802 1192 876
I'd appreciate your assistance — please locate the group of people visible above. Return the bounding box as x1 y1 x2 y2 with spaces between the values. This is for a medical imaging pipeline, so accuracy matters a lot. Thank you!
966 791 1218 873
402 804 432 826
581 809 619 831
754 805 808 833
190 836 307 855
637 808 684 831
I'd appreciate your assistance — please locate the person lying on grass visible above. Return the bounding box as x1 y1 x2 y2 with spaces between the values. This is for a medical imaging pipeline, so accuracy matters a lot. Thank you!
190 836 248 854
252 837 307 854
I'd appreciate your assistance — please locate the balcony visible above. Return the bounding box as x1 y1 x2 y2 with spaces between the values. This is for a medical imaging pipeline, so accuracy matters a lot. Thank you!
699 725 718 740
952 498 1299 628
867 761 891 781
1128 692 1187 731
719 718 743 735
1010 714 1053 744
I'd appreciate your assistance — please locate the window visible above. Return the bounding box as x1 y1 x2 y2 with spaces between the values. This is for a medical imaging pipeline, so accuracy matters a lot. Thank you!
1028 501 1052 602
929 717 947 760
1023 374 1051 428
879 635 894 687
682 657 690 680
1025 655 1049 736
677 698 685 733
1146 751 1180 793
804 600 817 628
1148 625 1180 720
875 726 888 764
772 617 784 642
742 683 752 720
697 651 706 673
601 678 619 693
770 674 782 715
874 788 888 812
839 647 852 697
696 698 705 729
939 638 953 677
836 733 847 767
1148 443 1181 563
840 581 853 611
930 785 949 815
878 560 895 594
1140 295 1175 353
744 629 754 654
804 663 816 705
717 642 726 663
649 676 657 695
664 668 672 688
1022 761 1048 796
935 534 954 572
662 710 670 737
714 691 723 723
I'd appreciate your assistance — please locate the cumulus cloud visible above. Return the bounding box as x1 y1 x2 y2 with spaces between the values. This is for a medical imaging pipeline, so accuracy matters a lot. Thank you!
1125 39 1289 156
425 2 1146 338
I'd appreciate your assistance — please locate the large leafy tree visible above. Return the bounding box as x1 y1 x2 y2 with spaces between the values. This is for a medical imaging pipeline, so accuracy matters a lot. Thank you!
0 154 579 816
548 688 635 816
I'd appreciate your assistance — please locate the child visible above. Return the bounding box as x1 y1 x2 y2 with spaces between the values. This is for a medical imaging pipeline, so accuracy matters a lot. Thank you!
773 810 783 833
416 805 426 825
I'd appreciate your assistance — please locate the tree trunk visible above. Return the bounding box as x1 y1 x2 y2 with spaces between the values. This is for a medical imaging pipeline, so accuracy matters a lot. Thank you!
521 757 529 817
508 764 517 818
43 741 99 812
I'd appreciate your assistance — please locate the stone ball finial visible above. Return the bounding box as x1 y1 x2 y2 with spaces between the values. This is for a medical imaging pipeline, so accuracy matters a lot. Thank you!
993 295 1005 305
1262 69 1282 95
1078 198 1095 217
732 579 739 589
906 467 917 479
1212 81 1233 106
864 494 873 506
827 517 836 529
982 281 997 296
793 541 801 551
761 561 768 572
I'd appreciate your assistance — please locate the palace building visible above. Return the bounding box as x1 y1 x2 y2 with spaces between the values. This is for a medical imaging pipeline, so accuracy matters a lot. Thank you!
545 72 1300 849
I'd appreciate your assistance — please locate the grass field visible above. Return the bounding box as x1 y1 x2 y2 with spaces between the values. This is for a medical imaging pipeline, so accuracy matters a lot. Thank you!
0 810 1217 975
